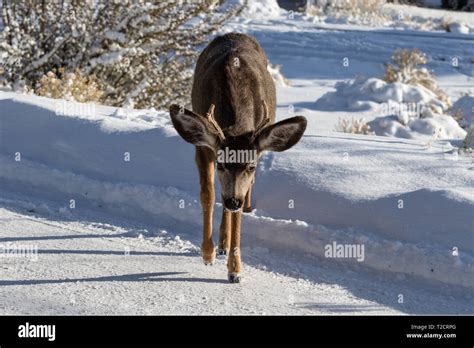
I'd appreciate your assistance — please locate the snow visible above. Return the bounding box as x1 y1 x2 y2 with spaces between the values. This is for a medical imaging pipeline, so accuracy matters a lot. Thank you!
237 0 285 20
452 95 474 127
316 77 466 140
104 30 127 44
448 22 471 35
0 205 445 315
383 3 474 24
318 77 448 109
1 1 473 314
368 111 466 139
306 2 474 34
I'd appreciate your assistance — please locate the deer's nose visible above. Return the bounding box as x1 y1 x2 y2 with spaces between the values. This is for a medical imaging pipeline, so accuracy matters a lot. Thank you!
224 197 242 211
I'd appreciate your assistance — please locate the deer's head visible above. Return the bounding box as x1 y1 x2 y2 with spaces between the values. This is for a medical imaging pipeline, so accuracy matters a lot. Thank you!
170 102 307 212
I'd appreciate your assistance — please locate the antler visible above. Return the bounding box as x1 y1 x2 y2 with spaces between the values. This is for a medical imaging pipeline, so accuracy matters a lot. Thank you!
205 104 225 142
254 100 270 135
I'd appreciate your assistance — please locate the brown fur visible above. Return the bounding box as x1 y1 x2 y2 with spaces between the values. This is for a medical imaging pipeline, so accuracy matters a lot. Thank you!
192 33 276 133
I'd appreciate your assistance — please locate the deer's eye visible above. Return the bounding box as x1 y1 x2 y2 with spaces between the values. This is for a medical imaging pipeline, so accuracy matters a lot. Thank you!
216 162 225 171
246 163 256 172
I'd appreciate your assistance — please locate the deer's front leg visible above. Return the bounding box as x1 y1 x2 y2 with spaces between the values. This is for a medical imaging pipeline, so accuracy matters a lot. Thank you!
218 206 231 256
227 211 242 283
196 147 216 265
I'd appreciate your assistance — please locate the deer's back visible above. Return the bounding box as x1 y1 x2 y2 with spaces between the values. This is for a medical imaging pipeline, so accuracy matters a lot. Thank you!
192 33 276 134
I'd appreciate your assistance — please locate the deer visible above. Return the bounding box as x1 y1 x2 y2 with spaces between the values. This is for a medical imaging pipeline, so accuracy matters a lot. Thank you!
169 33 307 283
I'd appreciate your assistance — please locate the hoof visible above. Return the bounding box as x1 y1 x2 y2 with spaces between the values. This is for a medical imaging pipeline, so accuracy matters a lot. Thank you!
201 247 216 266
217 248 228 258
228 273 241 283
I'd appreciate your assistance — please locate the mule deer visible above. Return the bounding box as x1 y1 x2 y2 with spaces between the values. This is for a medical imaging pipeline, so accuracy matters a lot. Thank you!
170 33 306 283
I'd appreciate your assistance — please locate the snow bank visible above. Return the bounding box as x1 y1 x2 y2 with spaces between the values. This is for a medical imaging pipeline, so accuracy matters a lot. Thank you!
448 22 471 35
318 77 448 109
234 0 285 20
307 2 474 35
1 91 473 288
316 77 466 140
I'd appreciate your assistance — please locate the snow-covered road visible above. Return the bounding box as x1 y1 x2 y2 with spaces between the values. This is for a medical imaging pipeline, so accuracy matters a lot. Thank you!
0 203 394 315
0 193 471 315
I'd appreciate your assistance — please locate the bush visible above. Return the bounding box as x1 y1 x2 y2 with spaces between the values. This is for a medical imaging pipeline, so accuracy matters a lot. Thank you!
306 0 385 16
35 68 103 103
0 0 244 109
336 117 374 135
305 0 390 25
383 49 451 108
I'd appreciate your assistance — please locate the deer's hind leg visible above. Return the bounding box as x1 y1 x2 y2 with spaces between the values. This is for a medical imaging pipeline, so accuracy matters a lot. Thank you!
195 146 216 265
218 207 231 256
243 185 253 213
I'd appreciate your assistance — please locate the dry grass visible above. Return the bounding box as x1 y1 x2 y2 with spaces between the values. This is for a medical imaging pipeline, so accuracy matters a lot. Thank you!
35 68 103 103
306 0 389 23
440 16 453 32
383 49 451 108
336 117 374 135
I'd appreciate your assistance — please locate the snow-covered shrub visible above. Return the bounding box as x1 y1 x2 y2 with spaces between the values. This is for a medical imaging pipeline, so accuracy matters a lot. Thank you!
441 16 471 34
239 0 284 20
383 49 451 108
35 69 103 103
306 0 390 26
367 110 466 140
0 1 244 109
317 76 466 140
305 1 472 33
440 16 453 31
336 117 374 135
307 0 385 17
317 76 449 112
447 22 470 34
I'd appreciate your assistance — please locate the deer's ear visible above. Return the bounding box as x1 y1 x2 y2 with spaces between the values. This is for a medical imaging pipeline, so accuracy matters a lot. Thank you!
255 116 307 152
169 104 219 150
